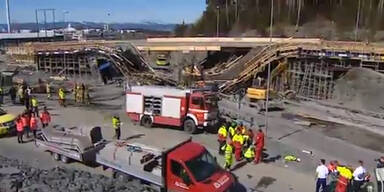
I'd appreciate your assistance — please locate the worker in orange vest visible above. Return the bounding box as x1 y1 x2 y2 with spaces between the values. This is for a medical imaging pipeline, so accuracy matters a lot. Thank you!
21 113 30 138
254 129 265 164
16 116 24 143
232 129 244 161
40 107 51 128
30 113 38 139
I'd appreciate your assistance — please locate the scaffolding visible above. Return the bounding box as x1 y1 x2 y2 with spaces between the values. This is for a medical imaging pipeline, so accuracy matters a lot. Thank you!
36 51 93 77
288 59 334 100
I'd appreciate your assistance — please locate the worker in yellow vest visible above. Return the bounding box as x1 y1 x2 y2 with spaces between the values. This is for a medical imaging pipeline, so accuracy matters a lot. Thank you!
244 145 255 162
58 88 66 107
335 165 353 192
112 115 121 140
217 123 228 155
31 96 39 116
232 129 244 161
221 140 233 171
228 121 237 139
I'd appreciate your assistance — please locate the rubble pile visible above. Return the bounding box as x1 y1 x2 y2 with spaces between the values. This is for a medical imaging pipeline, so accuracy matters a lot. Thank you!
0 156 148 192
333 68 384 113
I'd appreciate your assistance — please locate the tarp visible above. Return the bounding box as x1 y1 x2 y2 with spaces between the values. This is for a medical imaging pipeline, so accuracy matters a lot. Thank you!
98 62 111 71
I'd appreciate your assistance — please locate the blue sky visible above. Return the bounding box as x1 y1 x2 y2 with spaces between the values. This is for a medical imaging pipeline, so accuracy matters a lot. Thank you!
0 0 206 24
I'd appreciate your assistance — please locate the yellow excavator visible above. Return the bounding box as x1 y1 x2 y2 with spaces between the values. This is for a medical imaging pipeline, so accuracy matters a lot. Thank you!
246 60 287 111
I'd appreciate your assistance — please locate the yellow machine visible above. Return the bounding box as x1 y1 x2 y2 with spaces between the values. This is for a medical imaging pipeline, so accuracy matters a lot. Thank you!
0 109 16 136
246 80 282 111
246 87 267 100
156 54 170 66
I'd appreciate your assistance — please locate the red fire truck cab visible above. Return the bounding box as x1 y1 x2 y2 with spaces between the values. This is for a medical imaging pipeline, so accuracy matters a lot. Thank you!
126 86 219 133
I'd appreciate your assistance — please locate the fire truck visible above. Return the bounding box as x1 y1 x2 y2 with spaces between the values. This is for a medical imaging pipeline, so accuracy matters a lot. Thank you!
126 86 219 133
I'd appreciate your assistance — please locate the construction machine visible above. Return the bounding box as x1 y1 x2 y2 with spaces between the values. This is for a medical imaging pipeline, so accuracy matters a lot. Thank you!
245 77 283 112
156 54 170 66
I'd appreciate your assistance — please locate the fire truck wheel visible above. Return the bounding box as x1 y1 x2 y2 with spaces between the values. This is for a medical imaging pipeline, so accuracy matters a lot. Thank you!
52 152 61 161
183 119 197 134
113 171 131 182
61 156 70 163
141 115 153 128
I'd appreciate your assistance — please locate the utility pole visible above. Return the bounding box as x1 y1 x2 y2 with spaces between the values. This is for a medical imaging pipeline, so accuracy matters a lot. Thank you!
355 0 361 41
265 0 274 136
5 0 11 33
63 11 69 23
43 10 47 37
226 0 229 26
269 0 274 42
216 6 220 37
35 9 39 38
35 9 56 39
295 0 302 32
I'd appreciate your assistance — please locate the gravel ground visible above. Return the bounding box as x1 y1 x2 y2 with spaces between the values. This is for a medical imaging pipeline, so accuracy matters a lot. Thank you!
0 156 148 192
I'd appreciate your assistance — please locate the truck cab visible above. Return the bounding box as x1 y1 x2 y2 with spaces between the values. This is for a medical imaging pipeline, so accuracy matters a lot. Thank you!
166 142 234 192
187 91 219 129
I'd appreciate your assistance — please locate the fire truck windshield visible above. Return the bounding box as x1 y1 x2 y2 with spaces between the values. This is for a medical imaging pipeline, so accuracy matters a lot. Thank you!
204 96 218 109
185 150 219 182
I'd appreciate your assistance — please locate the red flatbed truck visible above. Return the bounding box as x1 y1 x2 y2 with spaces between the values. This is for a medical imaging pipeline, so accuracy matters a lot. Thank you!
96 137 235 192
126 86 219 133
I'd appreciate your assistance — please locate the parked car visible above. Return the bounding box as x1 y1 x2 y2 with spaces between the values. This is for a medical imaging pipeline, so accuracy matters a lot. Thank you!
0 108 16 136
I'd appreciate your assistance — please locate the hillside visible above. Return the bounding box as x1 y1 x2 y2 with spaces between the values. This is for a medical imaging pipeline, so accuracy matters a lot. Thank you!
177 0 384 41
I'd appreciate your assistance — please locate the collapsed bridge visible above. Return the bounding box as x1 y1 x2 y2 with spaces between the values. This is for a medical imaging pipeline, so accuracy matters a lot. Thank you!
5 38 384 101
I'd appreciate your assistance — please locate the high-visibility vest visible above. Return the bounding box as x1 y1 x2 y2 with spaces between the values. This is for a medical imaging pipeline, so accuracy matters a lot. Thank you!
16 120 24 132
40 112 51 124
218 126 227 140
232 134 244 145
284 155 298 162
59 89 65 99
337 166 353 180
244 146 255 159
31 98 38 107
112 117 120 129
30 117 37 130
228 126 235 137
222 144 233 161
0 87 3 95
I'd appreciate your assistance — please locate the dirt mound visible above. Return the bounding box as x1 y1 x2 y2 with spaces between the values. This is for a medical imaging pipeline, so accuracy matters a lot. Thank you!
333 68 384 113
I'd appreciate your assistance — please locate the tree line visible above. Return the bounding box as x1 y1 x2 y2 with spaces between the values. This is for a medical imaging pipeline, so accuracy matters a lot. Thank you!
175 0 384 40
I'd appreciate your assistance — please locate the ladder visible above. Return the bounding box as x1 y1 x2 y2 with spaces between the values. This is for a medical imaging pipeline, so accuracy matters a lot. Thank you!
299 62 314 97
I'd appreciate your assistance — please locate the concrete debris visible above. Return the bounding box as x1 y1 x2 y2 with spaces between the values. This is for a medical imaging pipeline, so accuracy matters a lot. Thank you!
49 76 68 81
0 156 147 192
293 120 312 126
301 150 313 156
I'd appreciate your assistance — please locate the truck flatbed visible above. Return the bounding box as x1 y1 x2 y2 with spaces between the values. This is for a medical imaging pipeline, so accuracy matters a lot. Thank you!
35 126 103 163
96 140 165 186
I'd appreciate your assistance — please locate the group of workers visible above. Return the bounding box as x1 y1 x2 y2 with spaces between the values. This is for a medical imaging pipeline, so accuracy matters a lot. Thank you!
15 107 51 143
217 120 265 170
72 83 90 105
315 158 372 192
6 84 41 115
